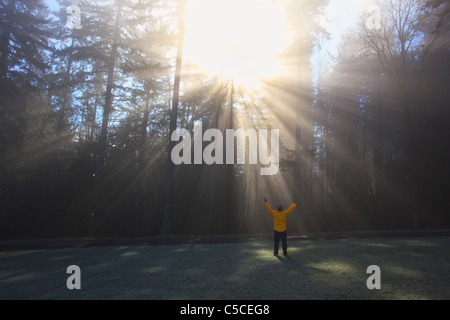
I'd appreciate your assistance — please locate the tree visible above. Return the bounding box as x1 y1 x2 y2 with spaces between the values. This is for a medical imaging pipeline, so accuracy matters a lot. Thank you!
86 0 174 235
0 0 51 237
0 0 50 82
161 0 186 235
359 0 449 228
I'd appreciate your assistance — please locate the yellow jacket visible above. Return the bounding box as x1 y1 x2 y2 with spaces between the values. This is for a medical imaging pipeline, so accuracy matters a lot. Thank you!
265 203 296 232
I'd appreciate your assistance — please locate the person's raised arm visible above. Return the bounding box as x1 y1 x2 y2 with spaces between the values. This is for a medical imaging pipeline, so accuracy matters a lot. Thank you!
285 200 297 216
264 197 275 216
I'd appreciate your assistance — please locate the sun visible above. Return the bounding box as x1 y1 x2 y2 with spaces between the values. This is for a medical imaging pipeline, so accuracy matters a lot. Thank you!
183 0 288 87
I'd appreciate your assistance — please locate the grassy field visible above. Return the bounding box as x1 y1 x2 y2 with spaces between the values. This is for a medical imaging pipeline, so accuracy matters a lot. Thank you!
0 236 449 300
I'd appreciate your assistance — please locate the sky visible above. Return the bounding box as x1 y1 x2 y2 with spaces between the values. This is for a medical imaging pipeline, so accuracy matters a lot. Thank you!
313 0 378 76
320 0 378 51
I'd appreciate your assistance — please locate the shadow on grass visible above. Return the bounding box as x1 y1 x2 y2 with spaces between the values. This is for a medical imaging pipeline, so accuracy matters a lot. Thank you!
0 237 449 300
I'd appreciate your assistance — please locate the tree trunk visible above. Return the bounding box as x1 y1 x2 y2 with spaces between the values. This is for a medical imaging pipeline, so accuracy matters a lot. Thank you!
0 30 11 79
320 133 324 217
362 105 367 165
56 39 75 138
374 99 384 229
91 2 123 236
161 1 186 235
1 175 13 237
0 0 14 79
226 81 235 233
134 84 151 236
294 107 302 201
49 39 75 198
405 101 419 229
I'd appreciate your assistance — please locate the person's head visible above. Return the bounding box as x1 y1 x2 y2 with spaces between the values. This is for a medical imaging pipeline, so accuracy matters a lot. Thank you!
278 205 283 212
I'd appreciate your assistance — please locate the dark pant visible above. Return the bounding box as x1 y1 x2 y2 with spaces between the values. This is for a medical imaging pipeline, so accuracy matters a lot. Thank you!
274 231 287 255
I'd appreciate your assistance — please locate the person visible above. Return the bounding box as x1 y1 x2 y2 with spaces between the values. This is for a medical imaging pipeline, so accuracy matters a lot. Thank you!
264 197 297 256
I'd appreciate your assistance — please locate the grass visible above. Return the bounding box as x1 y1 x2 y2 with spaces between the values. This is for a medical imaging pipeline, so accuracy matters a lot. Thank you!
0 236 449 300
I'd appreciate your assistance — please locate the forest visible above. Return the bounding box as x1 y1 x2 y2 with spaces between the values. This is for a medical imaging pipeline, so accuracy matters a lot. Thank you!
0 0 449 239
